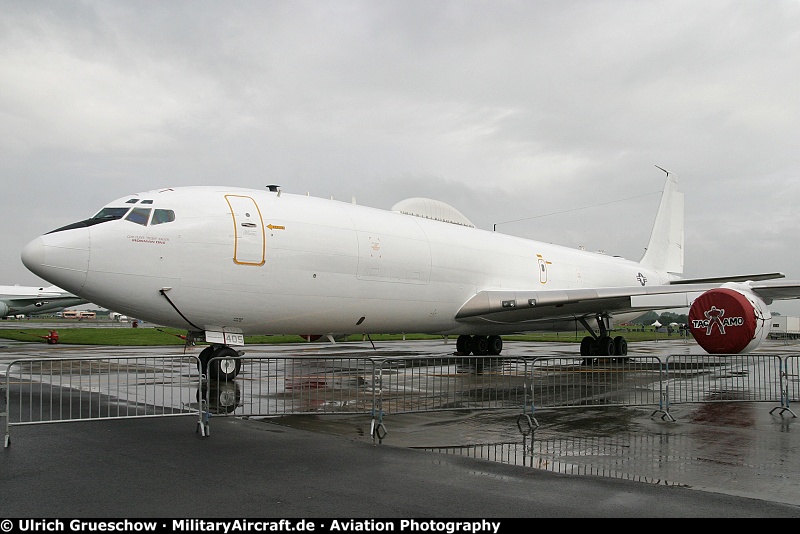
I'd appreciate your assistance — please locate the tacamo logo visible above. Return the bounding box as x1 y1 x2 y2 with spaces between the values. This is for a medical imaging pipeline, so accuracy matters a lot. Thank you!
688 287 759 354
690 305 744 336
636 273 647 286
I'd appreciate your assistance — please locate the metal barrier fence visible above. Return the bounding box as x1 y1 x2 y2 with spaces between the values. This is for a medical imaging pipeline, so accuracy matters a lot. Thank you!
200 354 534 438
527 354 794 420
417 433 697 485
4 351 799 447
528 356 664 410
3 355 203 447
781 356 800 413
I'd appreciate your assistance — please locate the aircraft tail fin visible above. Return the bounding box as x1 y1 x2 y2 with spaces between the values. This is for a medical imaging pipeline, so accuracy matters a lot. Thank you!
640 169 684 275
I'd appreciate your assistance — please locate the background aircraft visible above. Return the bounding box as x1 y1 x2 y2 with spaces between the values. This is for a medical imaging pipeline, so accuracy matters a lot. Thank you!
20 171 800 379
0 284 87 318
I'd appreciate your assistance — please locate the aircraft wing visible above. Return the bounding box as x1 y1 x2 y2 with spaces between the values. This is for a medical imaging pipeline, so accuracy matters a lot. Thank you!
744 279 800 301
0 286 88 317
454 279 800 325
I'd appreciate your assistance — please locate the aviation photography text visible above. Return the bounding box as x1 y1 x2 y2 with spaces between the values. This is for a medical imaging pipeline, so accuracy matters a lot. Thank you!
4 519 504 534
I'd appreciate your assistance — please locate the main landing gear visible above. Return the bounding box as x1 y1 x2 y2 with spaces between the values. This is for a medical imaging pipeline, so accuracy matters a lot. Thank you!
197 344 243 381
578 315 628 363
455 334 503 356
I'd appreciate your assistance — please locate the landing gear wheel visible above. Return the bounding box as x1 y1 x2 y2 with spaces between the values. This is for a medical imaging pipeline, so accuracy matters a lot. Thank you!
580 336 595 357
198 345 215 377
456 335 473 355
209 346 242 381
487 335 503 355
472 335 489 356
613 336 628 357
596 335 615 357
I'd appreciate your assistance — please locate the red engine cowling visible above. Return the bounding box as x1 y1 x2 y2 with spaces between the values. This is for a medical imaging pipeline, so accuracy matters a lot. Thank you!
688 285 771 354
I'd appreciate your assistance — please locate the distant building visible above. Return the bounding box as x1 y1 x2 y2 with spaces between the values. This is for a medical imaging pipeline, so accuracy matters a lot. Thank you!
769 316 800 339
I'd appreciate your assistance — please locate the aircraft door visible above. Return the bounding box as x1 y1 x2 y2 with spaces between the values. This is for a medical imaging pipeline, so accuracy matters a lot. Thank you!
225 195 266 266
537 254 549 284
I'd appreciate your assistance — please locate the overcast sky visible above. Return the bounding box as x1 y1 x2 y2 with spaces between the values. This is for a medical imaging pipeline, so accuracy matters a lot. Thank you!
2 0 799 314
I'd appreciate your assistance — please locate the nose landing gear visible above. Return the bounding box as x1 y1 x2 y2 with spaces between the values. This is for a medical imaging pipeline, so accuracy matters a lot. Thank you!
197 344 243 381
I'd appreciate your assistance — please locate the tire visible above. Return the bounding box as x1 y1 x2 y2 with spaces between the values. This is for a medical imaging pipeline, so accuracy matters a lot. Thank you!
198 345 215 377
596 335 615 357
487 335 503 355
209 346 242 381
456 335 472 355
472 335 489 356
580 336 595 356
613 336 628 356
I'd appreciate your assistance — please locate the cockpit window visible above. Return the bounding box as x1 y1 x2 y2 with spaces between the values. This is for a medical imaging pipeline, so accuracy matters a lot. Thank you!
45 205 175 234
126 199 139 204
125 208 151 226
141 199 153 204
151 209 175 225
45 207 131 234
93 207 131 220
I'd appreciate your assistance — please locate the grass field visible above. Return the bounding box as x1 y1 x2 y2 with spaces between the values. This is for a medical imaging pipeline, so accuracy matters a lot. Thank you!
0 322 684 346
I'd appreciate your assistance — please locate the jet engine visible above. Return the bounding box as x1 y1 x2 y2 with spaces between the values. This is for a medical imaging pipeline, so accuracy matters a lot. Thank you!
687 284 771 354
0 302 8 317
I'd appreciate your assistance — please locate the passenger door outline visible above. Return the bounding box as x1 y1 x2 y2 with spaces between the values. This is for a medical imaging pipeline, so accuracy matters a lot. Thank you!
225 195 266 266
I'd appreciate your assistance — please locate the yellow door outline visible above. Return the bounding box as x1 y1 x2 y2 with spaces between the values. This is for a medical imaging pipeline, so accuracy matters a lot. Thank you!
537 254 551 284
225 195 266 266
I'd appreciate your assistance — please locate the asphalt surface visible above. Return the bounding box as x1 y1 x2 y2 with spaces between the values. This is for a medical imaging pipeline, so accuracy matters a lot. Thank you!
3 333 800 518
2 393 800 519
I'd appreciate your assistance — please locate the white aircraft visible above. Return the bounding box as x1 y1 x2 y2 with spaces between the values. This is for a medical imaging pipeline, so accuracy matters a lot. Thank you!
0 284 87 318
20 170 800 380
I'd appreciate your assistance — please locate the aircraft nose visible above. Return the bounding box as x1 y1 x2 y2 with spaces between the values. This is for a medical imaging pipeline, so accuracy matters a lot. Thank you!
21 230 89 292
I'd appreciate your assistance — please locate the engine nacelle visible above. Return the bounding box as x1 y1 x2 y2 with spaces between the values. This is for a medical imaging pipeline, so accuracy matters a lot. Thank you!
688 285 771 354
0 302 8 318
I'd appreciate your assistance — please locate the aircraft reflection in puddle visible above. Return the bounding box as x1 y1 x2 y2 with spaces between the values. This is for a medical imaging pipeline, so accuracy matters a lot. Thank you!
197 381 242 414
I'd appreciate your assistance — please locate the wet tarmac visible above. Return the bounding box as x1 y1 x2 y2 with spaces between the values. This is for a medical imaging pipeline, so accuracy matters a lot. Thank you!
3 331 800 517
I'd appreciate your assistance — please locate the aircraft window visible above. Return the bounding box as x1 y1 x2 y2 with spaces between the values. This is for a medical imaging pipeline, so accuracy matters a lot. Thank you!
126 199 139 204
125 208 151 226
93 207 132 220
45 207 131 234
151 209 175 225
141 200 153 204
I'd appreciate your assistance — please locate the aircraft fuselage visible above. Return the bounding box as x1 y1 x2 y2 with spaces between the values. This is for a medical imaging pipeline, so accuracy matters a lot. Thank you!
21 187 673 337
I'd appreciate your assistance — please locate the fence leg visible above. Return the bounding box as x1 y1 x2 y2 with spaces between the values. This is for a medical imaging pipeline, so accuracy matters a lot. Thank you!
2 383 8 447
197 377 211 437
370 400 387 444
651 384 675 422
770 359 797 418
517 412 538 436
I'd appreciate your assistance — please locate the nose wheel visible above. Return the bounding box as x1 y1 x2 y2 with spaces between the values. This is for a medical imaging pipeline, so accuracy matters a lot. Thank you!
198 344 243 381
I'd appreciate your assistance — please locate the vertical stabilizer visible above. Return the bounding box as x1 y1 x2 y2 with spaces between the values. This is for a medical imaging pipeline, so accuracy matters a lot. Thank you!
640 170 684 274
